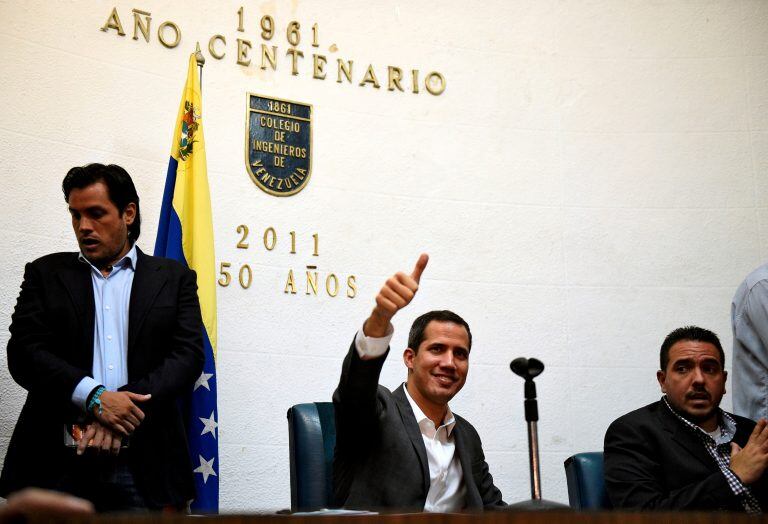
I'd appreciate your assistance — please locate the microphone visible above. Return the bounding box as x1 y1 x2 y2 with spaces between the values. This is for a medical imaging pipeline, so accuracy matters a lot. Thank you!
510 358 544 422
506 357 569 510
510 357 544 380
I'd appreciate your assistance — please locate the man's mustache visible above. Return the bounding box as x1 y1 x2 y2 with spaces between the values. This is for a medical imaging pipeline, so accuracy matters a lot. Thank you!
686 390 711 401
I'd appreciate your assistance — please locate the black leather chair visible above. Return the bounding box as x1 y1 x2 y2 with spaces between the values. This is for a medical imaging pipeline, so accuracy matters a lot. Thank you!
563 452 611 510
287 402 336 512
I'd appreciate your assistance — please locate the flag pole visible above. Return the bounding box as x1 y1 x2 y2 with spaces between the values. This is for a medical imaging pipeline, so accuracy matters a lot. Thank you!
195 42 205 91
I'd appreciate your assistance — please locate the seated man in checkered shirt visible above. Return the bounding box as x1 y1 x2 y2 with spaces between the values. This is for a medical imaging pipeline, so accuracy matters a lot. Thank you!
604 326 768 512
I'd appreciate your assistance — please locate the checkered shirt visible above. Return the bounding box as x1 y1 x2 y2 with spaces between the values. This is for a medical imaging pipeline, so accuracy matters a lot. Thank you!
663 397 762 514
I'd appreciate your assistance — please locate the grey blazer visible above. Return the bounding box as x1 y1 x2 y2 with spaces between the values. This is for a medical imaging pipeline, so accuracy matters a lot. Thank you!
332 338 505 511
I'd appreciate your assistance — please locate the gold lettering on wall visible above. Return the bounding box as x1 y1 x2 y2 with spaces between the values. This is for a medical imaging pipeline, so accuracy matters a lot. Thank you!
388 66 404 92
326 274 339 297
313 54 327 80
101 7 126 36
286 48 303 75
220 225 357 299
305 268 318 296
236 224 249 248
284 269 297 294
98 7 447 96
132 8 151 42
209 34 226 59
157 20 180 48
239 264 253 288
236 6 244 32
260 15 275 40
425 71 446 96
218 262 232 287
337 59 353 84
260 44 277 70
286 21 301 46
359 64 381 88
237 38 251 66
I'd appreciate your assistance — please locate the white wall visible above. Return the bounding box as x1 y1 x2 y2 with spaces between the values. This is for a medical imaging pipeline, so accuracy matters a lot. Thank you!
0 0 767 511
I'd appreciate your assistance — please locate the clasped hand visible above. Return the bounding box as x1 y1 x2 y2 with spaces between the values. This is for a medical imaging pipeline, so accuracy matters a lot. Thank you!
93 390 151 436
76 420 122 456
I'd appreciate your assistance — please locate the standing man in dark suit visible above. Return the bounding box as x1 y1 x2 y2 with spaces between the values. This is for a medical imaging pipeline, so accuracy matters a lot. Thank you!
333 254 505 512
0 163 204 512
604 326 768 512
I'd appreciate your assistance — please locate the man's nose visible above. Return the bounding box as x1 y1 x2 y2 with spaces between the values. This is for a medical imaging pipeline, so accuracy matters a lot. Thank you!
691 366 705 384
439 351 456 369
78 217 93 232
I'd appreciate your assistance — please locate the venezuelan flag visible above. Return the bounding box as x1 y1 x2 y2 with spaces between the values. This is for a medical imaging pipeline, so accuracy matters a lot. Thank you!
155 53 218 512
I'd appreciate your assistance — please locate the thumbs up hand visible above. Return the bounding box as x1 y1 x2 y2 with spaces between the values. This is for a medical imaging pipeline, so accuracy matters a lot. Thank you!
364 254 429 338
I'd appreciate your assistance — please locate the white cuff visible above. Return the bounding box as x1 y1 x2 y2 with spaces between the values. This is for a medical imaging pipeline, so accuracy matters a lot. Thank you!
355 323 394 360
72 376 101 411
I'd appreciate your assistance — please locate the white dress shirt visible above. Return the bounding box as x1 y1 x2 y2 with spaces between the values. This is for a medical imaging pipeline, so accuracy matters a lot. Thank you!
355 326 467 512
71 244 137 409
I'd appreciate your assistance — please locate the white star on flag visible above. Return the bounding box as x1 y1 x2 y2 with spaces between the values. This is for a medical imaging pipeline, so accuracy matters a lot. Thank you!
193 455 217 484
194 372 213 391
200 411 218 439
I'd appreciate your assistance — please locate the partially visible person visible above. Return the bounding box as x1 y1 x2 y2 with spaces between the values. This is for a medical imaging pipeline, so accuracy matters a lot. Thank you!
0 163 204 512
732 263 768 421
333 254 505 512
0 488 94 523
604 326 768 512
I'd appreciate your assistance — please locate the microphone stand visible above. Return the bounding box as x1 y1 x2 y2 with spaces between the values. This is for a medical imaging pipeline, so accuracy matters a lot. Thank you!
506 357 569 510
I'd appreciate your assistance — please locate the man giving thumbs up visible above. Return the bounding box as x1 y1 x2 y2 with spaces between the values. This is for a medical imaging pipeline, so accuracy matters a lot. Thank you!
332 254 505 512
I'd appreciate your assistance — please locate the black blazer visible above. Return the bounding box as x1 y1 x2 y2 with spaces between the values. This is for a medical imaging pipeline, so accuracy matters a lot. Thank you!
604 400 768 511
332 338 505 511
0 249 204 506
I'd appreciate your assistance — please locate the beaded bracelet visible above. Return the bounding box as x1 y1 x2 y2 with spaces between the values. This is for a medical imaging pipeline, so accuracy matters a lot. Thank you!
87 386 106 416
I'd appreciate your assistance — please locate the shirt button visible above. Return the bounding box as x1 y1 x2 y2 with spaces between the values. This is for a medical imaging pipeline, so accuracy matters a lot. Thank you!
105 305 110 311
108 365 114 370
107 335 112 341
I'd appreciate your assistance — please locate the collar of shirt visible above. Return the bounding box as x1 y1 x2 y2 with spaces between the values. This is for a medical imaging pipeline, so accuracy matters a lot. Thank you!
662 395 736 446
403 383 456 439
78 244 138 276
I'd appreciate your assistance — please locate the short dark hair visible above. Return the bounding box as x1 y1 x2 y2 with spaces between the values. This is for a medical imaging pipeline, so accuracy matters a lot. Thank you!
62 163 141 242
660 326 724 371
408 310 472 353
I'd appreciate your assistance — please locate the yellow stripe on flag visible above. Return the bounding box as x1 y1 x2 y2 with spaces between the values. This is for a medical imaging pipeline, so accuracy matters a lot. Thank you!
171 53 217 355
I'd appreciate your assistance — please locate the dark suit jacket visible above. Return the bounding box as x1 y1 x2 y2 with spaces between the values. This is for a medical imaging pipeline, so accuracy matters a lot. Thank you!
332 338 505 511
604 400 768 511
0 249 204 506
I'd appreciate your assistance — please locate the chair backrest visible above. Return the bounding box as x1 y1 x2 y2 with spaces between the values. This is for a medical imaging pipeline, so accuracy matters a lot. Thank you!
564 452 611 510
287 402 337 512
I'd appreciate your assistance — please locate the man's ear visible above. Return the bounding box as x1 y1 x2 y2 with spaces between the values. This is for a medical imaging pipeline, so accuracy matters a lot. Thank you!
403 348 415 371
122 202 137 226
723 369 727 394
656 370 666 393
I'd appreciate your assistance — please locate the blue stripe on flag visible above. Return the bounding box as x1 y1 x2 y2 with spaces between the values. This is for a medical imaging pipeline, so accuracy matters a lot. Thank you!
188 330 219 512
154 158 185 263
